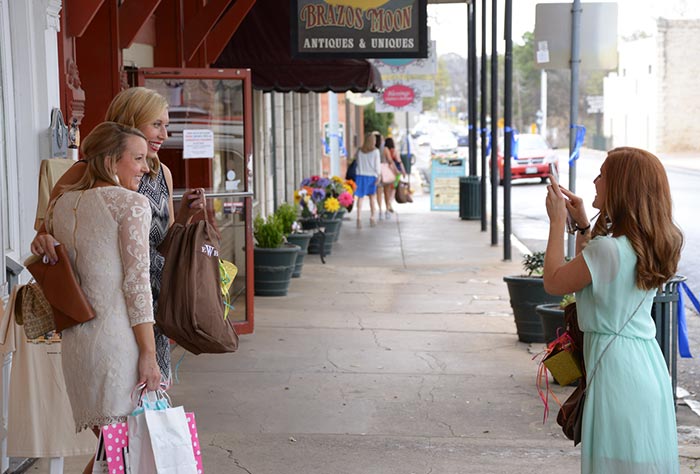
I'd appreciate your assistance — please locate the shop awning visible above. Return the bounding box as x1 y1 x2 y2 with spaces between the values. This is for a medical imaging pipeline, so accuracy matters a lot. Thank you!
213 0 382 93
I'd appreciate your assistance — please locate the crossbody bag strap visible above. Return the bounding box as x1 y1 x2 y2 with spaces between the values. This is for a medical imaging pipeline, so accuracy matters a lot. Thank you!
585 294 648 387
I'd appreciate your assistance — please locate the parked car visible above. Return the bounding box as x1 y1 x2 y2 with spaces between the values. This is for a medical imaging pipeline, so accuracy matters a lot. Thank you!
452 125 469 147
429 130 459 157
494 133 557 185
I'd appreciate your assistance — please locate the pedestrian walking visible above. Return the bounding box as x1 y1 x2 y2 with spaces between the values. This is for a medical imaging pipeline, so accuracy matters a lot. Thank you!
377 137 406 219
353 132 381 228
543 147 683 473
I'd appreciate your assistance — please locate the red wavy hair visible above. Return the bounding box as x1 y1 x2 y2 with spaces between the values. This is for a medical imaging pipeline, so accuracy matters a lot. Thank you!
591 147 683 290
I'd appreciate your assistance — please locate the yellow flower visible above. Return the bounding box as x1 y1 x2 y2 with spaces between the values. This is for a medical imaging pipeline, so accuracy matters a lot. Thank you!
343 184 354 194
294 190 301 205
331 176 344 183
324 197 340 213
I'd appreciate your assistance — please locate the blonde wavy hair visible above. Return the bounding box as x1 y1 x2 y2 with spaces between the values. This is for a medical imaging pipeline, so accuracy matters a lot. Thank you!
591 147 683 290
64 122 147 192
105 86 168 177
360 132 376 153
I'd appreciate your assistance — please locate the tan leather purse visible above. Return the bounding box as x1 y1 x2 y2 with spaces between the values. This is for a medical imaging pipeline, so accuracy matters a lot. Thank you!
16 282 56 339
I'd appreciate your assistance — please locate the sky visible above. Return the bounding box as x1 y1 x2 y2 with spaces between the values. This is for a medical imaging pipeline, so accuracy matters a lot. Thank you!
428 0 700 57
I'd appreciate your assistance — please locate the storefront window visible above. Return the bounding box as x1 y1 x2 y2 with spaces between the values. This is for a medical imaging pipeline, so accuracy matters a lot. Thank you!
139 69 254 334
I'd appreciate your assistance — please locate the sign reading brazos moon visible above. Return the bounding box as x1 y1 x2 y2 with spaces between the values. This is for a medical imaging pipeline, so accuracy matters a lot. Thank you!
292 0 428 58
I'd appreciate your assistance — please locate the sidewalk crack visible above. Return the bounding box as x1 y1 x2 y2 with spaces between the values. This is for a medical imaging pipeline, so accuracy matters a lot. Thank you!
371 329 392 351
209 439 254 473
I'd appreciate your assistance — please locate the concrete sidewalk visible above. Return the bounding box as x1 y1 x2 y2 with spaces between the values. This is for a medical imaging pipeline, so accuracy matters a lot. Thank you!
49 192 700 473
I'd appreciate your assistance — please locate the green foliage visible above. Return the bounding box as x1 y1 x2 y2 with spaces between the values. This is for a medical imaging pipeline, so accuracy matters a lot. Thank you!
275 203 298 235
363 102 394 137
253 215 284 248
560 293 576 308
522 251 545 277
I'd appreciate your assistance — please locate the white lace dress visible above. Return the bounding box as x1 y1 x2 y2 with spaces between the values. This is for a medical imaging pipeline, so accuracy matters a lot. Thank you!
50 187 154 432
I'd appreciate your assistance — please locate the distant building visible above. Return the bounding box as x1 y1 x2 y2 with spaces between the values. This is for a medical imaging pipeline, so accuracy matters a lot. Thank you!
604 19 700 153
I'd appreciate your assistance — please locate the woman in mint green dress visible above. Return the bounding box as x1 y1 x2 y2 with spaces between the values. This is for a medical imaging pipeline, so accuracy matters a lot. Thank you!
543 147 683 474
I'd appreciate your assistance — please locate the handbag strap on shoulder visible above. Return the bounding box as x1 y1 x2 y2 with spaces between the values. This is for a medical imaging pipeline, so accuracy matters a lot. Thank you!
585 295 647 388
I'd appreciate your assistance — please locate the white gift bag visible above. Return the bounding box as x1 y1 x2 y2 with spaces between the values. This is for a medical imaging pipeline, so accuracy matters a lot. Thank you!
127 409 157 474
144 406 198 474
127 388 197 474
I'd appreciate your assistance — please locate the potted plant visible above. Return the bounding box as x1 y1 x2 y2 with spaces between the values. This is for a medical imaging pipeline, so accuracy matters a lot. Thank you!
295 175 355 254
275 202 312 278
503 251 561 343
253 214 300 296
536 294 575 345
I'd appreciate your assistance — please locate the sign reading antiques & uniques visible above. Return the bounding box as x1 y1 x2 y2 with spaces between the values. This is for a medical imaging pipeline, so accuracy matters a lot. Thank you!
292 0 428 59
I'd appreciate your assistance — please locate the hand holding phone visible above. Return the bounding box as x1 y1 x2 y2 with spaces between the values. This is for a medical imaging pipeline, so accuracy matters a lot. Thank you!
548 164 577 234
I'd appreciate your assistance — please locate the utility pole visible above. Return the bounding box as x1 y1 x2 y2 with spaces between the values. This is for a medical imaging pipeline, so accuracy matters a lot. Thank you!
568 0 582 257
480 0 487 232
503 0 512 261
467 0 477 176
490 0 498 246
540 69 547 138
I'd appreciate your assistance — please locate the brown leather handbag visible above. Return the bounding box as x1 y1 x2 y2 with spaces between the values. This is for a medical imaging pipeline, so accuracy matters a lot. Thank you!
556 303 586 446
24 243 95 332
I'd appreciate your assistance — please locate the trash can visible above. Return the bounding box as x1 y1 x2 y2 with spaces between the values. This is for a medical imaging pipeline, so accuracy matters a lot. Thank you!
651 275 686 401
459 176 481 220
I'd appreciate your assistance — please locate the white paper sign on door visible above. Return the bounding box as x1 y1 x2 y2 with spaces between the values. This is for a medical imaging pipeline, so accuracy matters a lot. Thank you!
183 129 214 159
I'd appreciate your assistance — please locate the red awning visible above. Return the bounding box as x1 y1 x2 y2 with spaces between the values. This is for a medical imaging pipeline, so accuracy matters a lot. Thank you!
213 0 382 93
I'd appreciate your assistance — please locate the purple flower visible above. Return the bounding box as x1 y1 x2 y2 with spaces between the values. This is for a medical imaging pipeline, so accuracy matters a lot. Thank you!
311 188 326 202
318 177 331 188
300 178 312 187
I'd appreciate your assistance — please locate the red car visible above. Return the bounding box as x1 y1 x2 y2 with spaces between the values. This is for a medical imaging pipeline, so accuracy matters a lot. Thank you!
495 133 558 185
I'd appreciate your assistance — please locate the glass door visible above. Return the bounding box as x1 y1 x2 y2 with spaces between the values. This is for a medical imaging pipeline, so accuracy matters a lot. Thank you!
138 68 254 335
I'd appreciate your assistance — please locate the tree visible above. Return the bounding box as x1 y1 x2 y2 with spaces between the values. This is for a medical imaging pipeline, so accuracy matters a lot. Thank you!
363 102 394 137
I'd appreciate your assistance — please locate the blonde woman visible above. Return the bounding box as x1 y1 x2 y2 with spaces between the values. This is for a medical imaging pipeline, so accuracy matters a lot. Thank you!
31 87 206 384
354 132 381 227
48 122 160 473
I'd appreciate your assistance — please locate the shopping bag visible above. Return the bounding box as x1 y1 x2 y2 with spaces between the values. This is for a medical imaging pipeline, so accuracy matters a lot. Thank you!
99 423 129 473
127 389 199 474
144 406 198 473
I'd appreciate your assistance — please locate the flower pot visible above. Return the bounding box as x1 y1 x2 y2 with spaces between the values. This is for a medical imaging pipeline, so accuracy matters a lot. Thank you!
307 218 342 255
503 275 561 343
332 209 346 242
286 232 312 278
253 244 300 296
536 303 566 345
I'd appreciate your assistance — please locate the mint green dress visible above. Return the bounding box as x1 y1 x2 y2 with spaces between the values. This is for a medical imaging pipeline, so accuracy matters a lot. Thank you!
576 235 679 473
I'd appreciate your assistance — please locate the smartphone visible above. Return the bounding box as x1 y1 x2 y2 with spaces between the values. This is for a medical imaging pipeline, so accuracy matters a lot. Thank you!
548 164 577 234
549 163 559 182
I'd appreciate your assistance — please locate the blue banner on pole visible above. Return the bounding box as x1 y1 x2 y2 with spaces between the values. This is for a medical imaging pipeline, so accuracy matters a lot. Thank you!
679 282 700 358
569 125 586 165
481 128 492 156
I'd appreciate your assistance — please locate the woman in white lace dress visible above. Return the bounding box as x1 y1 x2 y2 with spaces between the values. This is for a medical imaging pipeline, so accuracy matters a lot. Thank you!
47 122 161 473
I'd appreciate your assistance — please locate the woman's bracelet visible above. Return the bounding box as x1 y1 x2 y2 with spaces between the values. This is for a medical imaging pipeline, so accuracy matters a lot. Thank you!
575 223 591 235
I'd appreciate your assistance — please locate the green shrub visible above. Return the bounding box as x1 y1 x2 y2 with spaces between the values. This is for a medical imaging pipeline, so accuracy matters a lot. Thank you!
275 203 298 235
522 251 545 277
254 215 284 248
